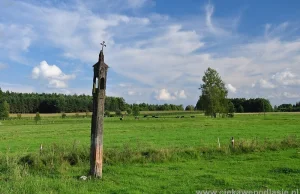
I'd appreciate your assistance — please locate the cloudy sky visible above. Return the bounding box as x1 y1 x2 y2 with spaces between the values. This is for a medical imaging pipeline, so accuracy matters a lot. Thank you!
1 0 300 106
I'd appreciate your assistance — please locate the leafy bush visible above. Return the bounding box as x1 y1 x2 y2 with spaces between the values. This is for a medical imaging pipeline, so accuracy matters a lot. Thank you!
126 108 132 115
34 112 41 124
132 105 140 116
0 101 10 119
105 111 110 117
115 109 122 116
61 112 67 119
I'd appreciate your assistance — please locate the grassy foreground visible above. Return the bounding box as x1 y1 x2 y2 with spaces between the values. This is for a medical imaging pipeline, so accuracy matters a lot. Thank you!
0 113 299 193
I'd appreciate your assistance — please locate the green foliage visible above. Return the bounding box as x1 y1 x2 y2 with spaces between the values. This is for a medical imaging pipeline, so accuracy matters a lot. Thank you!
274 105 278 112
34 112 41 124
277 102 300 112
237 105 244 113
185 105 195 111
229 98 273 113
61 112 67 119
199 68 228 117
195 96 205 110
126 108 132 115
115 109 122 116
105 110 110 117
0 90 186 113
132 105 140 116
0 100 10 119
227 101 235 118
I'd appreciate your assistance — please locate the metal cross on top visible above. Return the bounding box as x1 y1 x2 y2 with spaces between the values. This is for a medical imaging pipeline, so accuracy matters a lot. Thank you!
100 41 106 51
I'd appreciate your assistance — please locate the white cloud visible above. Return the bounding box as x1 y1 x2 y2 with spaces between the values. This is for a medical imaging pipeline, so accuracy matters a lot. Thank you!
128 90 136 96
272 69 300 86
283 92 300 98
227 84 237 93
265 22 289 39
174 90 187 99
178 90 187 99
155 89 176 101
205 3 215 33
2 1 300 105
204 3 230 36
48 80 68 89
259 79 276 89
0 23 34 52
0 23 35 63
32 61 75 89
155 89 187 100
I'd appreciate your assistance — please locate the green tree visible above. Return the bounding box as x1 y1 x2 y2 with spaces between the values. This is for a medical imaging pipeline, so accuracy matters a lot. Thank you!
34 112 41 124
199 67 228 118
227 101 235 117
185 105 195 111
0 100 10 119
273 105 278 112
237 105 244 113
132 105 140 116
126 108 132 115
195 96 205 110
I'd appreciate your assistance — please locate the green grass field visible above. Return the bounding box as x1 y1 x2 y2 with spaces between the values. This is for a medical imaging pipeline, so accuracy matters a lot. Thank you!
0 113 299 193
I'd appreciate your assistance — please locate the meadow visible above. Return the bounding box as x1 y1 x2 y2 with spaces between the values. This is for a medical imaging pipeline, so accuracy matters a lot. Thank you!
0 112 299 193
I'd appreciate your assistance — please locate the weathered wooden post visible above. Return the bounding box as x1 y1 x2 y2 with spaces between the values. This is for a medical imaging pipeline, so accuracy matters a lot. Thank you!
90 41 108 178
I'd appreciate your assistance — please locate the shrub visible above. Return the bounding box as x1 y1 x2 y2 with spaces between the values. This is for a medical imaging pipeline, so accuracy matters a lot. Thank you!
126 108 132 115
132 105 140 117
0 101 10 119
185 105 194 111
17 113 22 119
61 112 67 119
115 109 122 116
105 111 110 117
34 112 41 124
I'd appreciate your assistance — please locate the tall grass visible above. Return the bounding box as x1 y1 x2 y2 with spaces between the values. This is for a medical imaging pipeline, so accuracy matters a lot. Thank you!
1 135 298 181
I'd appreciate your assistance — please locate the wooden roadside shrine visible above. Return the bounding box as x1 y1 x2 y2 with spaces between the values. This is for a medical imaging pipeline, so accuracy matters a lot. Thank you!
90 41 108 178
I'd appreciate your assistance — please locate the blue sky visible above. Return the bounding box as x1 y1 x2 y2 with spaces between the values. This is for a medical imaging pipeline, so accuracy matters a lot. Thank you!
1 0 300 106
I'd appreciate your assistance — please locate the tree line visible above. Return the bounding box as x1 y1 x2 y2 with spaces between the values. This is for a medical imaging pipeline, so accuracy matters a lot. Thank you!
0 89 183 116
274 102 300 112
195 97 275 113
